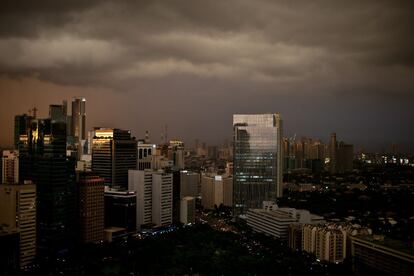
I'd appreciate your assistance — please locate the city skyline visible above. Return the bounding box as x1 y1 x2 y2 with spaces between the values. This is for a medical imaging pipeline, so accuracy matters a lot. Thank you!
0 99 410 154
1 1 414 152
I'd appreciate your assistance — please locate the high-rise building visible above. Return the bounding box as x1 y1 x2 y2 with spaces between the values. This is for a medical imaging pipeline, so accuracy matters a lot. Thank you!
129 170 153 228
180 170 199 198
329 133 338 174
180 197 195 224
128 170 173 229
18 118 76 254
152 172 173 227
49 101 67 123
337 142 354 173
2 150 19 184
14 114 32 150
0 183 36 268
92 128 137 189
233 114 283 216
168 140 185 169
77 172 104 243
104 189 136 232
71 97 86 141
329 133 353 174
201 174 233 209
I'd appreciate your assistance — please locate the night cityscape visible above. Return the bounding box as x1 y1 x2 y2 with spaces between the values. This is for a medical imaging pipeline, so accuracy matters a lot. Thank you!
1 1 414 276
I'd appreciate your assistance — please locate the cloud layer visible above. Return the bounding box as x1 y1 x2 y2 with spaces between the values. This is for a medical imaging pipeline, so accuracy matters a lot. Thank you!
0 0 413 151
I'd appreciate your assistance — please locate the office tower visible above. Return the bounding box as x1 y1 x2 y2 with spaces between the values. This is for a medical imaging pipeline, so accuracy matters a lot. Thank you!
137 141 156 170
128 170 173 229
171 170 198 224
329 133 353 174
71 97 86 141
180 197 195 224
70 97 86 160
104 189 136 232
201 174 233 209
207 146 218 160
233 114 283 216
77 172 104 243
0 183 36 268
180 170 199 198
14 114 33 150
168 140 185 169
172 170 181 224
49 101 67 123
329 133 337 174
337 142 354 173
2 150 19 184
129 170 153 228
92 128 137 189
152 172 173 227
18 118 76 254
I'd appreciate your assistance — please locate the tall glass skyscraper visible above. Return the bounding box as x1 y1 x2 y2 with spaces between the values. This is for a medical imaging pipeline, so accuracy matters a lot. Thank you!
18 118 76 255
233 114 283 216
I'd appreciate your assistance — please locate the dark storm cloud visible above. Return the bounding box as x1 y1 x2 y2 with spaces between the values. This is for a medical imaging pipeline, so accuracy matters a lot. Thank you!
1 0 413 87
0 0 413 151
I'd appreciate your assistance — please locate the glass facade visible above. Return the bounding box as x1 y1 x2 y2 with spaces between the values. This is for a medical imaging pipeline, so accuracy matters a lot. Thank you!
233 114 283 216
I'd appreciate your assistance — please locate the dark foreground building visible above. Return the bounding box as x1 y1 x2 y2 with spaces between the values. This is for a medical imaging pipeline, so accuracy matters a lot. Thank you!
18 118 76 255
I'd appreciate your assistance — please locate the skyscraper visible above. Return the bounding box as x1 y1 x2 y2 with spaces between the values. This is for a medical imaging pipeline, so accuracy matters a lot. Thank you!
92 128 137 189
71 97 86 159
0 183 36 269
49 101 67 123
18 118 76 254
77 172 104 243
329 133 353 174
233 114 283 216
71 97 86 141
128 169 173 229
14 114 32 150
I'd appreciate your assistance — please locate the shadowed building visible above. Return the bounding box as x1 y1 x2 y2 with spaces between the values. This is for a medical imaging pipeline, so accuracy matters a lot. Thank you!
104 189 136 232
18 118 76 254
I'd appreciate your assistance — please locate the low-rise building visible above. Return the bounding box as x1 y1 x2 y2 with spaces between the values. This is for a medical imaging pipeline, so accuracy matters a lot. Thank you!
350 235 414 276
247 203 324 239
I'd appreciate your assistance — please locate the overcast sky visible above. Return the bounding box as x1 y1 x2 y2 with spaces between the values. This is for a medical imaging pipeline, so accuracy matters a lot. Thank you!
0 0 413 152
